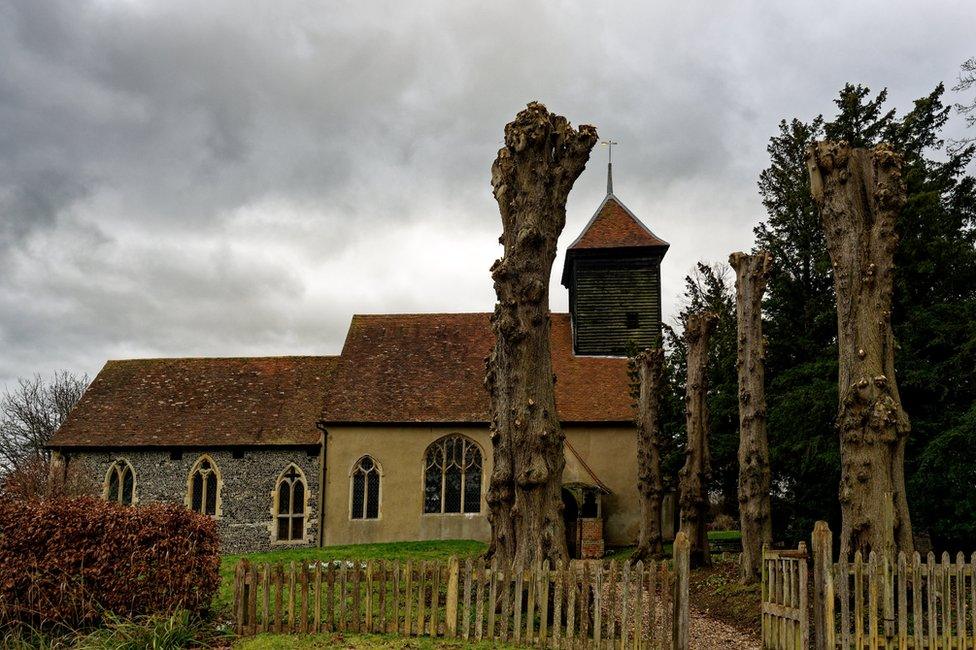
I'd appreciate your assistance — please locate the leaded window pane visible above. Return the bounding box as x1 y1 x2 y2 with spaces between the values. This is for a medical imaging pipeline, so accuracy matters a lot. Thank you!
424 464 441 513
366 471 380 519
277 516 289 540
444 464 462 513
293 481 305 514
291 516 304 540
205 472 217 515
108 469 120 502
351 472 365 519
191 473 203 512
279 480 291 513
463 464 481 513
121 467 134 505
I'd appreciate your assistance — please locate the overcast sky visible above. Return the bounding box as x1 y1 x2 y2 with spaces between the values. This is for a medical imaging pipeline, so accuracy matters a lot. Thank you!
1 0 973 387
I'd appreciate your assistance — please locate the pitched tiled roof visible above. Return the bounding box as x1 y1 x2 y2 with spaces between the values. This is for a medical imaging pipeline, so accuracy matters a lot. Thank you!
320 313 634 424
567 194 669 251
49 356 338 448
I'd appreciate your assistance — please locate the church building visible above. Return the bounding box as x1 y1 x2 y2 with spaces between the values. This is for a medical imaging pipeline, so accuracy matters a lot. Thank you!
48 173 672 556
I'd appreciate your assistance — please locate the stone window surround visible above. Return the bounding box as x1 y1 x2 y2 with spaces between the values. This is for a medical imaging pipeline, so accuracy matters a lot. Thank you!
348 455 383 521
185 453 223 518
103 457 138 506
421 433 484 517
270 463 310 545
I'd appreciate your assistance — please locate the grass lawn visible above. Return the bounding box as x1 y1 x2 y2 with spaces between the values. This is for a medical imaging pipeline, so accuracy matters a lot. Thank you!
218 540 486 611
234 632 521 649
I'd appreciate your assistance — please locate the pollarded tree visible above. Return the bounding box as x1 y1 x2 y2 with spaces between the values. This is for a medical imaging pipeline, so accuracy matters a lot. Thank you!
632 347 666 562
729 251 773 583
678 311 718 568
485 102 598 568
807 141 913 558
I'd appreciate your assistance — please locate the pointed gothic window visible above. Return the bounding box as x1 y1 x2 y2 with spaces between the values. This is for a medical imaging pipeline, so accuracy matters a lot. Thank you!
104 459 136 506
423 435 482 514
275 464 307 542
350 456 381 520
187 455 221 517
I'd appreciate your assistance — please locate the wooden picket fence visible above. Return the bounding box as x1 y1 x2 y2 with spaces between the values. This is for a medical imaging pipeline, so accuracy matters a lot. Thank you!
807 520 976 649
762 542 810 649
234 533 692 648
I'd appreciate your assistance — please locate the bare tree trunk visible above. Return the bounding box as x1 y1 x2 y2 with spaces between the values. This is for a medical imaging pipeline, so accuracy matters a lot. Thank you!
678 311 718 568
729 251 773 583
806 141 914 558
632 347 666 562
485 102 598 568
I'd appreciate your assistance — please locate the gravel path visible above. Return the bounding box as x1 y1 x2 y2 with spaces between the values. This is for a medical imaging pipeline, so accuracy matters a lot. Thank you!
689 605 761 650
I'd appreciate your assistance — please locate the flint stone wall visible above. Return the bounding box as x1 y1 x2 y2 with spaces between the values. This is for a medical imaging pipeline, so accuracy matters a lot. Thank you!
69 448 320 553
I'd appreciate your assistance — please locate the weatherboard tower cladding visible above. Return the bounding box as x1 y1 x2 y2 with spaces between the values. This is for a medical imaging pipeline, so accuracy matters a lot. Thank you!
561 163 669 356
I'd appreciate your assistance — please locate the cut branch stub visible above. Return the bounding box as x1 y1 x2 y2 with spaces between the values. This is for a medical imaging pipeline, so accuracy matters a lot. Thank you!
806 140 913 558
485 102 598 569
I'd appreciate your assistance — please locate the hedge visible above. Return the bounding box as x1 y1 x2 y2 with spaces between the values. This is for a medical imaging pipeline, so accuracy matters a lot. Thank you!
0 497 220 628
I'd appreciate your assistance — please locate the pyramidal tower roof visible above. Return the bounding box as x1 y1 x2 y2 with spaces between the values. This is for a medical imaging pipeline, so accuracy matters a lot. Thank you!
566 192 669 251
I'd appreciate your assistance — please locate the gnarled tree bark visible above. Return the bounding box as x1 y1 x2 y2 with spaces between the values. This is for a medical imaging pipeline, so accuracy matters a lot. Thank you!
729 251 773 583
806 141 914 558
678 311 718 568
486 102 598 568
632 347 666 562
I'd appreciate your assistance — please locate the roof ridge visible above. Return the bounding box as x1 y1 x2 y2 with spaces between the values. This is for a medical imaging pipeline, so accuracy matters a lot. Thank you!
105 355 339 364
566 192 669 251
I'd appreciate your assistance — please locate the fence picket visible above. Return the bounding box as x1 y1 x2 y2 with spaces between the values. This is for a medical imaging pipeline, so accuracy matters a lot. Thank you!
377 559 387 633
299 564 309 634
553 561 563 648
911 553 922 650
339 562 348 633
416 561 427 637
391 561 401 635
868 552 879 650
326 561 336 632
513 565 525 645
896 552 907 650
525 564 536 644
474 562 485 640
971 553 976 649
539 560 550 646
646 560 657 649
956 552 967 649
462 558 472 640
430 560 440 637
566 566 577 643
926 552 937 650
487 559 498 639
941 552 951 650
261 563 271 634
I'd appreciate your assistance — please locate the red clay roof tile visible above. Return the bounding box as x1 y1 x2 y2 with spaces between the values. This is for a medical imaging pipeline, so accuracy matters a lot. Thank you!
320 313 634 424
567 194 669 251
49 356 337 448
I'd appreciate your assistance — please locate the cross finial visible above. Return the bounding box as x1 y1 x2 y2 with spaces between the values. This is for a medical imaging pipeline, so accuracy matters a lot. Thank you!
601 140 618 195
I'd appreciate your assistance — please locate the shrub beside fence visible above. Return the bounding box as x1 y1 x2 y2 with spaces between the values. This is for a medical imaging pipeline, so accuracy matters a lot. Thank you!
234 532 692 648
0 497 220 628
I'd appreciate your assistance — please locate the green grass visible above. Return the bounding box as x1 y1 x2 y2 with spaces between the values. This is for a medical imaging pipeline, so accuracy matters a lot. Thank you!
218 540 486 612
234 632 521 649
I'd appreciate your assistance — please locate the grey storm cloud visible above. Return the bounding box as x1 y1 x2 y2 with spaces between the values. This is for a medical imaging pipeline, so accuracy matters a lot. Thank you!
0 0 973 386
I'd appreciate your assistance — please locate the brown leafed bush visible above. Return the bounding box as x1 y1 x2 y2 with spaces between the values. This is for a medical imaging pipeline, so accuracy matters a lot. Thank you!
1 456 96 501
0 496 220 628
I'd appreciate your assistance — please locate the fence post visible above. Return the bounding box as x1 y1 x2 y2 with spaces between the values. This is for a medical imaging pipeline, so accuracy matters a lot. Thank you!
445 555 460 638
813 521 833 650
799 541 810 649
672 531 690 650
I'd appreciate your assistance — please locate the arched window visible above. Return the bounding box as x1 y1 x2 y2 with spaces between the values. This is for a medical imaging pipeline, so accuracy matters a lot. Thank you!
350 456 381 520
423 435 482 514
275 464 307 542
187 455 221 517
104 459 136 506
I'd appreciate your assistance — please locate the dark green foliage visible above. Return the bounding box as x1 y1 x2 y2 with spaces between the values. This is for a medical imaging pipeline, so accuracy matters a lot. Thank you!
752 82 976 549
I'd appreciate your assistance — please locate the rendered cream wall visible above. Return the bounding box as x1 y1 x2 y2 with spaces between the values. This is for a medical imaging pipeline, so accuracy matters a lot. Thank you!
322 424 641 548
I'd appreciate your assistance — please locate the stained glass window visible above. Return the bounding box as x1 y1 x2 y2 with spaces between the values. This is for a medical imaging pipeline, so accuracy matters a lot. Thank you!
350 456 381 520
104 460 135 506
275 465 306 542
188 456 220 516
422 435 482 514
